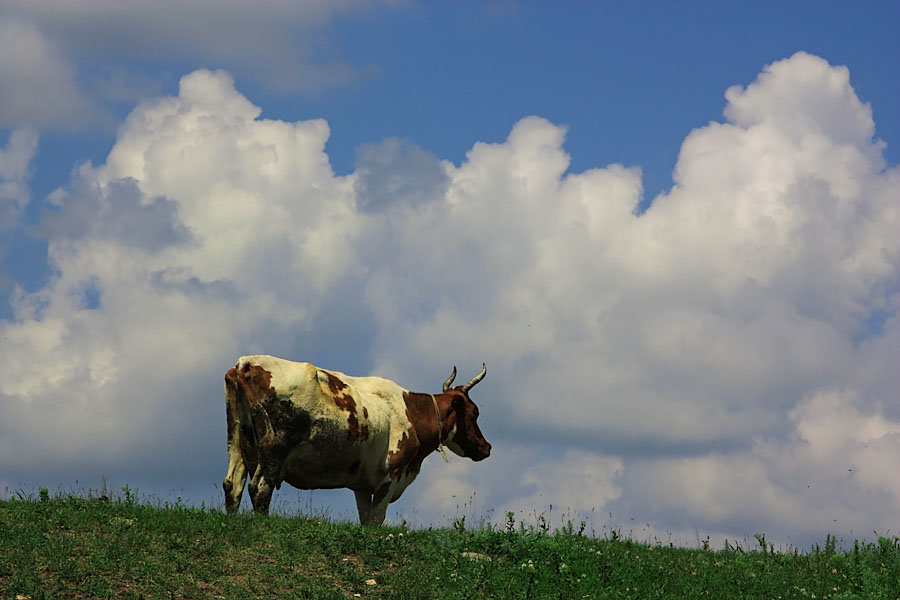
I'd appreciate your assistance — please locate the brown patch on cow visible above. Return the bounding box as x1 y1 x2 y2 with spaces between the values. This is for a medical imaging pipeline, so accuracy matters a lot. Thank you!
345 412 371 444
384 392 442 481
387 428 417 480
363 407 369 419
323 370 350 398
225 363 277 406
321 370 371 443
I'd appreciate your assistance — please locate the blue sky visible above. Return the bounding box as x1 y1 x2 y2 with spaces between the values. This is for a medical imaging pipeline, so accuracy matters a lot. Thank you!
1 1 899 548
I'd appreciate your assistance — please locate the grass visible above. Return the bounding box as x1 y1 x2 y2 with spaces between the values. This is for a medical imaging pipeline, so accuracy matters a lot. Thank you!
1 490 899 599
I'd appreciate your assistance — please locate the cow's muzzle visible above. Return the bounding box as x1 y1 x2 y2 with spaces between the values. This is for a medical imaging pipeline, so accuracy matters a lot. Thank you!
472 442 491 461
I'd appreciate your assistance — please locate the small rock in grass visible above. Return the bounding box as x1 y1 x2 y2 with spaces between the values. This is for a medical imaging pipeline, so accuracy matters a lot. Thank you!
461 551 492 562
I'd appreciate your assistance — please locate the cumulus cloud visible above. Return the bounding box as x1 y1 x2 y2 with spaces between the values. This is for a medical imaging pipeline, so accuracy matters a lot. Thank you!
724 51 878 148
0 18 102 130
0 52 897 548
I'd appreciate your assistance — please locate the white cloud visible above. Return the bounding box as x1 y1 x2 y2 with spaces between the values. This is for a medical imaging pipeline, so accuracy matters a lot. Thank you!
724 52 878 148
0 18 103 130
497 450 624 524
0 127 38 300
394 445 622 532
0 128 38 228
0 52 897 547
620 386 900 547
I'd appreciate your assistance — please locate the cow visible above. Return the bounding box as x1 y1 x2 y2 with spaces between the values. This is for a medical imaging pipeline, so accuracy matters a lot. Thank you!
222 355 491 525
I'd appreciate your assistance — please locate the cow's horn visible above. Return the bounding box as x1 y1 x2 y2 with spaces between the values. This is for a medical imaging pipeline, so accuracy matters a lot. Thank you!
461 363 486 392
442 366 457 392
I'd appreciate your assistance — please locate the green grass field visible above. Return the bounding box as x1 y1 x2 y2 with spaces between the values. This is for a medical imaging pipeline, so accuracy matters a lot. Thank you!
1 490 898 599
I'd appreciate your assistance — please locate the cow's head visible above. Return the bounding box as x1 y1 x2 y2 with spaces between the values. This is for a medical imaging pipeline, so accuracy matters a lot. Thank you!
441 363 491 461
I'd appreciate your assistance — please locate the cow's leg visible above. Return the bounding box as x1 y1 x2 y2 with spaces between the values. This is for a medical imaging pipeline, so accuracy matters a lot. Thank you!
368 496 390 526
353 490 373 525
248 465 275 514
222 447 248 513
362 481 393 526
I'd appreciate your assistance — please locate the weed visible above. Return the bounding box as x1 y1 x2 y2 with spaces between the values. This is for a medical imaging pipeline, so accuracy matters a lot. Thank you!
453 514 466 534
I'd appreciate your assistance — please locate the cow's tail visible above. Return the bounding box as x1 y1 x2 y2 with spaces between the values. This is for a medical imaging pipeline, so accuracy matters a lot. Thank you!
225 363 260 452
224 362 260 513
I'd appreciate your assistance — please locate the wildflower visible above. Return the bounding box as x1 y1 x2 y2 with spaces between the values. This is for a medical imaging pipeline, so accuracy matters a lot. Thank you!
831 568 837 574
691 571 697 576
365 579 377 586
714 562 720 567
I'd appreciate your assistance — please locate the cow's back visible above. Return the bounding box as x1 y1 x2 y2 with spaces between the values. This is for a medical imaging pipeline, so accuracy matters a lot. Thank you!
236 354 318 397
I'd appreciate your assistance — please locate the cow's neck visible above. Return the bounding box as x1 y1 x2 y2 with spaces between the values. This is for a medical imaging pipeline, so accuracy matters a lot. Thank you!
404 391 452 456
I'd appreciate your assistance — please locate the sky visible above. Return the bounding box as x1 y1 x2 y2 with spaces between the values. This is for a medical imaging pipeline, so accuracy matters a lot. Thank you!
1 1 899 550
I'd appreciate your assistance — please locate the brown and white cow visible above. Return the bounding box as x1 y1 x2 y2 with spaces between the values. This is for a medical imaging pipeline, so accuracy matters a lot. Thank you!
223 355 491 525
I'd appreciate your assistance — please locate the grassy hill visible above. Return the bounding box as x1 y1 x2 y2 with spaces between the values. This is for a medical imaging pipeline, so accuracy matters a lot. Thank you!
1 492 898 599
